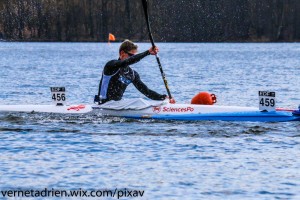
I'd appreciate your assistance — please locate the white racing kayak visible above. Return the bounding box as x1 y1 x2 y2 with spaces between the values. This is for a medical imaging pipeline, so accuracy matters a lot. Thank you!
0 88 299 122
0 100 299 122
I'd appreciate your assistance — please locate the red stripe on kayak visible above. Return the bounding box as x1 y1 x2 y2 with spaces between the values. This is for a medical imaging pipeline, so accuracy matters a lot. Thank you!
276 108 295 112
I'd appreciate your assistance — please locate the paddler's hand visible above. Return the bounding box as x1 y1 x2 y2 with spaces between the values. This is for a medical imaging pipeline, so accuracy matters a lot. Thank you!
149 46 159 55
165 96 176 104
169 98 176 104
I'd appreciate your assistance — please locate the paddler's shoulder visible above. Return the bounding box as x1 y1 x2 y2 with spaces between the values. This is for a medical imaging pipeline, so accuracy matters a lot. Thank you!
105 59 121 67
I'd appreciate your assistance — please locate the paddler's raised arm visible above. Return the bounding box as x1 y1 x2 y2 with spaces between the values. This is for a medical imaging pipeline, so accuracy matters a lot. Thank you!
116 50 150 68
104 46 159 75
112 46 158 68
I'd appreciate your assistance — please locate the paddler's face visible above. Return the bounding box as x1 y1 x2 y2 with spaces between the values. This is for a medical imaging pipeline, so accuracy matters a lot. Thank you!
120 49 137 60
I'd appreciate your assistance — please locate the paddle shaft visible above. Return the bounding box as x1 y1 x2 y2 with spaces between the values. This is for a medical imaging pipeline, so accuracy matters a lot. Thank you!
141 0 173 99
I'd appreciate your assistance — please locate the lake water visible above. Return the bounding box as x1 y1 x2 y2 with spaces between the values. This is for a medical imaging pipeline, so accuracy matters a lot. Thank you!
0 42 300 199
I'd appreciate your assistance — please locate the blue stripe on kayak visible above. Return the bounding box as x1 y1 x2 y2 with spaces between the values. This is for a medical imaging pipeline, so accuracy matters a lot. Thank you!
124 111 300 122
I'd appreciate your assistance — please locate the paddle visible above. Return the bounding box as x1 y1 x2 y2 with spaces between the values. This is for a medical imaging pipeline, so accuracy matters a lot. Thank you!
141 0 175 103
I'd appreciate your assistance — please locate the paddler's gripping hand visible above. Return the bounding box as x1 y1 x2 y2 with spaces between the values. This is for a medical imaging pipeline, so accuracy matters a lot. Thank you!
169 98 176 104
149 46 159 55
165 96 176 104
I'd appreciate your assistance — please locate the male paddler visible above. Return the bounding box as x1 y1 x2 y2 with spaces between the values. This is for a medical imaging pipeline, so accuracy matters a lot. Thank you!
95 40 168 104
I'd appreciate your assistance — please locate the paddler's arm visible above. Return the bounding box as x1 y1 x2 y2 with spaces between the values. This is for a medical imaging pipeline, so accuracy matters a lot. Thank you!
119 50 150 67
132 71 167 100
104 47 158 75
105 51 150 73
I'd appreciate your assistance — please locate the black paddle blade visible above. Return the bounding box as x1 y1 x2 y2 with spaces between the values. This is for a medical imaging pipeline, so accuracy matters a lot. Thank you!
141 0 155 47
141 0 148 16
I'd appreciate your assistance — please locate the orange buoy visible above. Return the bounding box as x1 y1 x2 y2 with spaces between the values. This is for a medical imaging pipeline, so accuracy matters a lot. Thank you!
191 92 217 105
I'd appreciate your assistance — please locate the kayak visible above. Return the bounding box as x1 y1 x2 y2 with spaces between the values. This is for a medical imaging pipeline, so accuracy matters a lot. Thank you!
0 87 299 122
0 101 299 122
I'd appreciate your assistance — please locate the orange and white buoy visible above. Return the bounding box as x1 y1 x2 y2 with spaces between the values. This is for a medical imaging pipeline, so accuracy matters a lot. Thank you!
191 92 217 105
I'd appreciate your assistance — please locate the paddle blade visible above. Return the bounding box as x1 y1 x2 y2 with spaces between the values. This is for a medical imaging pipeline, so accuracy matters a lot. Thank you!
141 0 155 47
141 0 148 15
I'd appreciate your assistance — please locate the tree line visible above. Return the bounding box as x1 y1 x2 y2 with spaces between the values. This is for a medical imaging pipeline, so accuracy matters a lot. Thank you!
0 0 300 42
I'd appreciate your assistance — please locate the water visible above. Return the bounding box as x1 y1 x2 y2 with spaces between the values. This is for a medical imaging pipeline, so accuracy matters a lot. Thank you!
0 42 300 199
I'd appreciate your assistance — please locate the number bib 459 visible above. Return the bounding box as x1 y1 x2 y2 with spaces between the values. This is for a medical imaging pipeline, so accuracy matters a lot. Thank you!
259 91 276 111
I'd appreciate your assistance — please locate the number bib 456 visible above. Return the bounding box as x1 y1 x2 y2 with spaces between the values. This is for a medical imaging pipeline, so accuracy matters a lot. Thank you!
50 87 66 105
259 91 276 111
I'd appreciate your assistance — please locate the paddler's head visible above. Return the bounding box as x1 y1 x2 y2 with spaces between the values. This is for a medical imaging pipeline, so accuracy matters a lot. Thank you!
119 39 138 60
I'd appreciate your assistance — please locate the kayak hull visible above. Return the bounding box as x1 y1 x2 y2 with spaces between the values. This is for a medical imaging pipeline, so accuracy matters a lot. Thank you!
125 112 300 122
0 103 299 122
